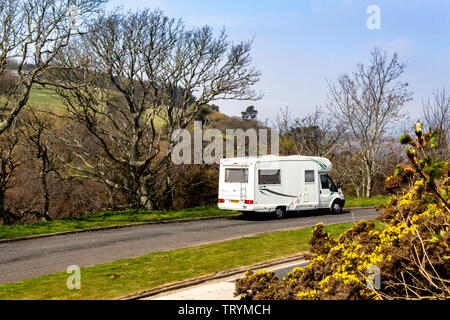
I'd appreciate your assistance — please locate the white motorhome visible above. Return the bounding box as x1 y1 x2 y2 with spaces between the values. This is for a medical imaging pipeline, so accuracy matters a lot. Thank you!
218 155 345 218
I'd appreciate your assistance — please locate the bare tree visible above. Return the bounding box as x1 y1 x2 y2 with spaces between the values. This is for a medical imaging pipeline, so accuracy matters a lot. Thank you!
327 47 413 197
422 88 450 160
0 0 106 135
44 9 261 209
0 125 25 225
275 106 345 159
19 110 63 221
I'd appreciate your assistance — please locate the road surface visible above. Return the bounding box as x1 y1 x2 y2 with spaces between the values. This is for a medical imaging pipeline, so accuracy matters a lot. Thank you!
0 208 378 284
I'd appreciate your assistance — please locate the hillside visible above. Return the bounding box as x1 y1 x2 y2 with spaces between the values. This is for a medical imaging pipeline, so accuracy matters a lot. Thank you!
26 85 243 130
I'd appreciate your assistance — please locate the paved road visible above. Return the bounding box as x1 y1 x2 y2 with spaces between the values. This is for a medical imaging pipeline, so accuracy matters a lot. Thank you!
0 208 378 284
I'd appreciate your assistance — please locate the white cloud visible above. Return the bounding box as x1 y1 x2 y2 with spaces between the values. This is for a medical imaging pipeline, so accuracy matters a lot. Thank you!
369 36 418 60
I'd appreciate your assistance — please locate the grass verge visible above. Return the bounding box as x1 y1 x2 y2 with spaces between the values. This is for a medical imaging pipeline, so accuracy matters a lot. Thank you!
345 195 389 207
0 221 385 300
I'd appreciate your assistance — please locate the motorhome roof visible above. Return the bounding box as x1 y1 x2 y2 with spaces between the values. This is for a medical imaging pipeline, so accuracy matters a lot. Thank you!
220 155 332 171
220 155 329 163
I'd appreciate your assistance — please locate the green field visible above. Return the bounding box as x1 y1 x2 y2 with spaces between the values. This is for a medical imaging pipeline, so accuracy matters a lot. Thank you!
0 221 385 300
26 85 67 113
25 85 170 127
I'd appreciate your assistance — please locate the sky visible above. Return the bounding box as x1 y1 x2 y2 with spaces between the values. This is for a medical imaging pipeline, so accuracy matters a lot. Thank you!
108 0 450 123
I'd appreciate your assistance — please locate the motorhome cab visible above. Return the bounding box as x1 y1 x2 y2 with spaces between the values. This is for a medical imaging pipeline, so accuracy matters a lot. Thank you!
218 155 345 218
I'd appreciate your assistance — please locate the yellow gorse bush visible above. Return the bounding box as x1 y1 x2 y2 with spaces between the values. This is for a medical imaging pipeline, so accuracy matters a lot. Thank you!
235 122 449 300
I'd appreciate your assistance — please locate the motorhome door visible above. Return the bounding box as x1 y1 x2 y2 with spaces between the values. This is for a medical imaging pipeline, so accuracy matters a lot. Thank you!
319 174 338 208
302 168 319 208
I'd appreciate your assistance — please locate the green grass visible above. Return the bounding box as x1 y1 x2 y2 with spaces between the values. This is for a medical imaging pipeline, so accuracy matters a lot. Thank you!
27 86 67 113
0 221 385 300
345 195 389 208
0 206 238 240
0 85 68 114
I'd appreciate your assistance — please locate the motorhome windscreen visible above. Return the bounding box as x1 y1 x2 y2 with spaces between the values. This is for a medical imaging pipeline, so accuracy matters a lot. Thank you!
258 169 281 184
321 174 338 192
225 168 248 183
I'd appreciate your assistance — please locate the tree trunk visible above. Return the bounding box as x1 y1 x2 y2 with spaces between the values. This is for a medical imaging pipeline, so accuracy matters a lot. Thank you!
138 183 152 210
364 162 373 198
0 192 12 225
164 174 173 211
365 175 372 197
41 173 52 222
0 209 11 225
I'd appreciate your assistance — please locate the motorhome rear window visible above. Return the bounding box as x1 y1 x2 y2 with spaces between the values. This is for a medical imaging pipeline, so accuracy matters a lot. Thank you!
225 169 248 183
258 169 281 185
305 170 315 183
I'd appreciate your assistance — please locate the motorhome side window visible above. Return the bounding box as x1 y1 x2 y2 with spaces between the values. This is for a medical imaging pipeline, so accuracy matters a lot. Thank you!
258 169 281 185
305 170 315 183
225 169 248 183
